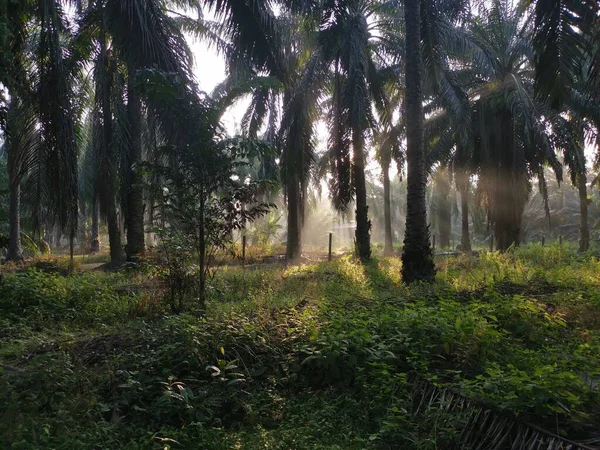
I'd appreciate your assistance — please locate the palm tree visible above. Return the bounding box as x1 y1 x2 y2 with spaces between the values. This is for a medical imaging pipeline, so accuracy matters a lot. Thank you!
375 121 404 255
248 14 318 263
553 115 598 252
400 0 471 274
1 0 79 262
316 0 395 261
280 78 320 261
1 3 29 261
182 6 315 262
426 124 474 252
401 0 435 282
417 0 475 254
107 0 194 259
73 0 195 263
428 0 567 253
557 59 600 252
4 100 36 261
95 21 126 263
532 0 599 252
468 1 564 251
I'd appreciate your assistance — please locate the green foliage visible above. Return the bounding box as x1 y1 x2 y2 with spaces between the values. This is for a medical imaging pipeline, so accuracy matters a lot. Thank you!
140 69 275 310
248 213 282 246
152 229 197 313
0 270 145 336
1 248 600 448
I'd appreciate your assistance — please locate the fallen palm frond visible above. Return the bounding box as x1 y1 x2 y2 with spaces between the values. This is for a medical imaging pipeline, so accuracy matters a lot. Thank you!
412 379 599 450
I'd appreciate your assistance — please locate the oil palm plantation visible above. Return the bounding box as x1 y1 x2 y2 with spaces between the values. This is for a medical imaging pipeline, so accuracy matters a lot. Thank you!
70 0 286 264
0 0 79 262
426 0 564 252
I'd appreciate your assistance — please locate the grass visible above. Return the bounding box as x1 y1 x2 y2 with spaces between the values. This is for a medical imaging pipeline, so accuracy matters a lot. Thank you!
1 244 599 449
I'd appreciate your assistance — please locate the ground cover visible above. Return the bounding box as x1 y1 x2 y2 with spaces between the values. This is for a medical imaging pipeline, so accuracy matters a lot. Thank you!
1 245 599 449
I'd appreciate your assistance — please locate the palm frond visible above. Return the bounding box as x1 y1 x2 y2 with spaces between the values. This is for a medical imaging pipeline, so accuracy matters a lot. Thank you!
36 0 79 239
533 0 598 105
106 0 193 82
413 379 598 450
202 0 286 80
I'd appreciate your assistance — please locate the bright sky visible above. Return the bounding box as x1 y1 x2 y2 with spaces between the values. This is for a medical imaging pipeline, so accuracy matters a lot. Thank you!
187 37 245 133
189 40 224 92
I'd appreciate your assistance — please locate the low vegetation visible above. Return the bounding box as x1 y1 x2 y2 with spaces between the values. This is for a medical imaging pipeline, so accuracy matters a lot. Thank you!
1 245 599 449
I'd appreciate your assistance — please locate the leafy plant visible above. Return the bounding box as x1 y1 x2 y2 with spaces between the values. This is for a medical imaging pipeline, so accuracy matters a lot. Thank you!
141 71 276 312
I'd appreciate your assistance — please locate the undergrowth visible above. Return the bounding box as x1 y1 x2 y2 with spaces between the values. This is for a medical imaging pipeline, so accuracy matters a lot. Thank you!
1 245 599 448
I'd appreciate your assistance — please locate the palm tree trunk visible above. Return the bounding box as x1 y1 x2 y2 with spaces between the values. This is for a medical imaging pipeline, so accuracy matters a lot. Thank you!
438 208 451 248
493 109 525 252
78 202 87 249
401 0 435 283
286 173 301 261
6 168 23 261
382 159 394 256
91 194 100 252
577 171 589 252
353 133 371 261
198 196 207 313
437 177 451 248
125 70 145 260
6 100 23 261
104 175 125 264
494 187 524 252
458 172 471 252
300 178 308 230
100 23 125 264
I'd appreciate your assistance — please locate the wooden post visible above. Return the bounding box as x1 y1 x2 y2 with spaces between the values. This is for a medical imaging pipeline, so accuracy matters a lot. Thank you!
432 235 436 251
559 234 563 246
541 235 545 247
328 232 333 262
242 235 246 267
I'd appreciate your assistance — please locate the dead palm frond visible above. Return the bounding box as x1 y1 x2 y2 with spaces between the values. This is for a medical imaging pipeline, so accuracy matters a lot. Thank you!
413 379 599 450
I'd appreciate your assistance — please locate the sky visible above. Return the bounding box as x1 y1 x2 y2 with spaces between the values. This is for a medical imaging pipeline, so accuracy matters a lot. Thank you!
190 41 224 92
187 36 243 133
